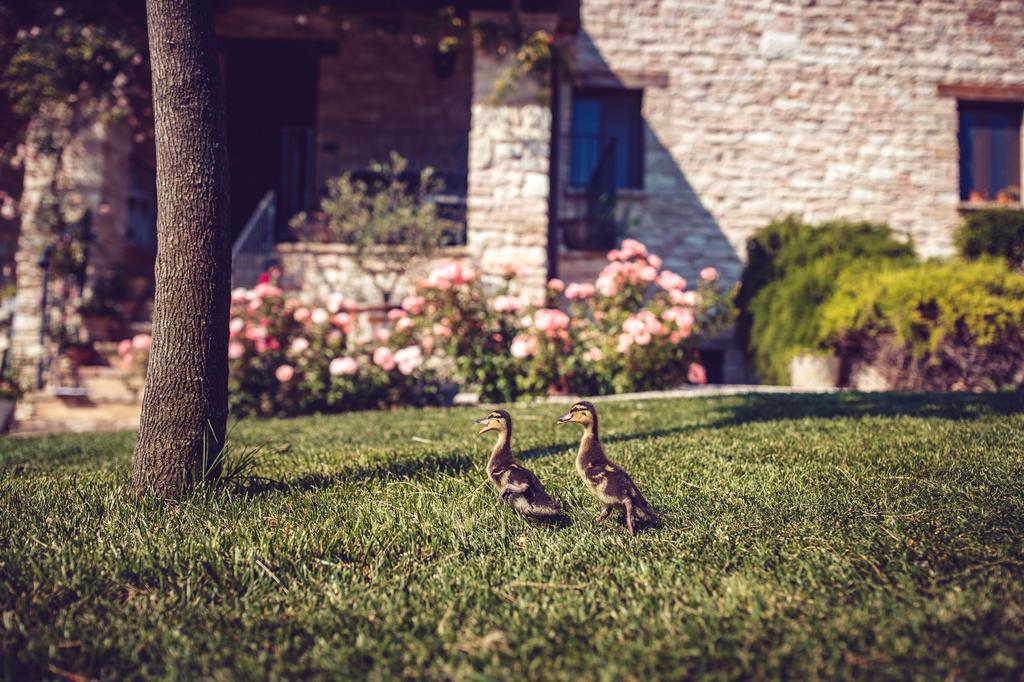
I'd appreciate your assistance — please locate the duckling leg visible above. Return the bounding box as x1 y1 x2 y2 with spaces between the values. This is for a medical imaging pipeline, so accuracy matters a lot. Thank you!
593 506 612 524
499 484 528 505
623 497 636 535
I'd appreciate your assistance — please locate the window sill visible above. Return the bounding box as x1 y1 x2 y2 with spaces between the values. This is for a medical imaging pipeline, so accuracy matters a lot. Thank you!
957 201 1024 212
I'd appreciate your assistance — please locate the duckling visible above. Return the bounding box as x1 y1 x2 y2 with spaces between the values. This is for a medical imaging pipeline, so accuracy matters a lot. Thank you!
475 409 562 518
557 401 658 534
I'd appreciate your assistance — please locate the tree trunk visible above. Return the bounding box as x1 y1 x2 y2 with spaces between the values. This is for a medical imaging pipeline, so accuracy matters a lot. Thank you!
128 0 230 498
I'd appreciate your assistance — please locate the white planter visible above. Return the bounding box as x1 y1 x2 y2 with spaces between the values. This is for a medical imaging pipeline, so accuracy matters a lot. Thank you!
849 362 893 392
788 353 840 389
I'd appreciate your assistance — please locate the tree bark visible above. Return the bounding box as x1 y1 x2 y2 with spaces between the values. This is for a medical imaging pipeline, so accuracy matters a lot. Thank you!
128 0 230 499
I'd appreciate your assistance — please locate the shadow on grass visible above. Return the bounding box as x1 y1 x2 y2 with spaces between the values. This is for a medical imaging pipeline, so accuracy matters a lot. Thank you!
706 391 1024 425
240 392 1024 496
237 453 474 495
520 392 1024 460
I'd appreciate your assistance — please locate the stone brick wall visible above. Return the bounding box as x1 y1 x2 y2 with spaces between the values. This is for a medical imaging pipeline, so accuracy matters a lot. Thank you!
10 119 131 387
274 242 469 306
559 0 1024 287
466 12 557 303
215 5 473 190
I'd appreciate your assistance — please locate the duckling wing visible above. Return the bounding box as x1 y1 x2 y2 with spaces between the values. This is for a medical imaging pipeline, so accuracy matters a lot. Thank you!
501 464 561 517
596 464 658 522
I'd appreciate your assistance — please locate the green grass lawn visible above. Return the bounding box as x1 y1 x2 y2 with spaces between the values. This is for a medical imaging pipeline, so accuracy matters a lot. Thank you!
2 392 1024 680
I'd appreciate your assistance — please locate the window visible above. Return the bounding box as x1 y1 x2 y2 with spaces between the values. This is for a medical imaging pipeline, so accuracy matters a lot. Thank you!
569 89 643 190
958 101 1022 202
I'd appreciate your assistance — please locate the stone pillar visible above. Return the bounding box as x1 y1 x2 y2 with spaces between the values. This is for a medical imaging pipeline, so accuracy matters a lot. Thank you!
10 148 55 387
9 118 130 388
466 13 556 303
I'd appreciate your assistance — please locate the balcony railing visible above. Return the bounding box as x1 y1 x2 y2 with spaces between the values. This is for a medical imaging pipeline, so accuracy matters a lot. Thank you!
277 126 469 244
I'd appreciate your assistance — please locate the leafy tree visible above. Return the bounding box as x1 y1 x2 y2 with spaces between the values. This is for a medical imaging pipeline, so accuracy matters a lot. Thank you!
0 1 149 281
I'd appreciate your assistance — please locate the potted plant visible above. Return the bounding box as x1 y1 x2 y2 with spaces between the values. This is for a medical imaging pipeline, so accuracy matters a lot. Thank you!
996 185 1020 206
0 377 19 433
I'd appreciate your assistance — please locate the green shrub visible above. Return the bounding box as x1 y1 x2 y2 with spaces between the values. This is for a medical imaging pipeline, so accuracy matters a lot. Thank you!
739 217 913 383
955 209 1024 267
819 259 1024 391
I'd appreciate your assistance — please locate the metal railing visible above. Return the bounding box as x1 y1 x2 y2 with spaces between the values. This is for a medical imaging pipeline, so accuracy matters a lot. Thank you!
564 137 619 250
231 190 276 289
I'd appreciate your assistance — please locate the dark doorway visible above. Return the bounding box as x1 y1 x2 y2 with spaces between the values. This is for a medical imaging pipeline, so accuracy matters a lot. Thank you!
223 40 321 240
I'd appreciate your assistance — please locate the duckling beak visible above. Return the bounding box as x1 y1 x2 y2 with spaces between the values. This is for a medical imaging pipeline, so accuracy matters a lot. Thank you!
556 410 573 424
475 416 493 434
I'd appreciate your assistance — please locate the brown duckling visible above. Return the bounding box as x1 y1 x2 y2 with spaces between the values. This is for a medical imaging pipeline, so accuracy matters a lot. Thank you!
557 401 658 534
476 409 562 518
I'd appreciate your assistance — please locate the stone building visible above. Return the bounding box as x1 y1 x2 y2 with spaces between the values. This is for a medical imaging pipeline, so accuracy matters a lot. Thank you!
7 0 1024 395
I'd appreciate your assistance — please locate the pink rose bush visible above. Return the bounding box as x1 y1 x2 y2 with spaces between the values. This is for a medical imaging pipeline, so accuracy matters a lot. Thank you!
229 242 731 416
227 273 444 418
386 242 732 401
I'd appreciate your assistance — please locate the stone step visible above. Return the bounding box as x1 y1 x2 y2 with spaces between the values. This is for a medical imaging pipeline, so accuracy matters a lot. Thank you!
74 366 143 401
13 395 141 434
11 416 140 436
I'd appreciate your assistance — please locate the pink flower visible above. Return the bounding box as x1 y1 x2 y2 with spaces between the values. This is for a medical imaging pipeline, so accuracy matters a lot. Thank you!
688 362 707 385
565 282 596 300
396 317 415 333
510 334 538 359
117 339 132 357
492 295 522 313
331 312 352 332
607 249 622 262
326 329 343 344
639 266 658 283
394 345 424 376
290 337 310 354
252 282 282 300
663 307 695 329
547 278 565 293
311 308 329 325
373 347 396 371
656 271 687 291
245 324 268 341
132 334 152 351
401 295 425 315
533 309 570 334
616 333 633 353
648 254 662 270
229 317 245 336
700 266 719 282
620 238 649 259
499 262 522 277
634 330 652 346
293 307 311 323
432 322 452 338
275 364 295 382
622 316 646 336
388 308 407 321
585 347 604 362
425 260 478 289
595 275 617 297
228 341 245 359
376 328 392 343
329 357 359 376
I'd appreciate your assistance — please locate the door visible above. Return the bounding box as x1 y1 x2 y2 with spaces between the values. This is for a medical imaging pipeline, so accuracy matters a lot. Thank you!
223 40 319 240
